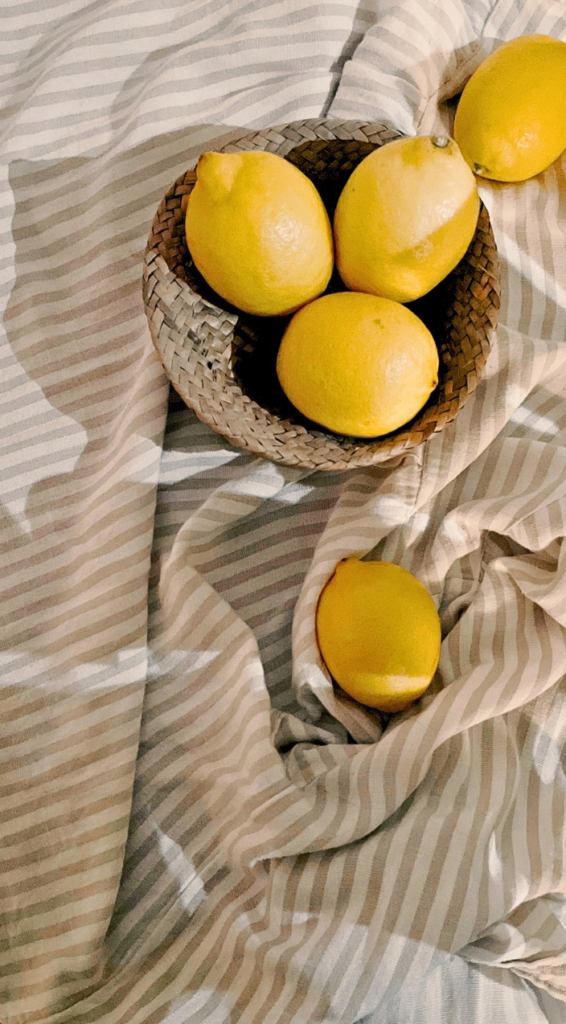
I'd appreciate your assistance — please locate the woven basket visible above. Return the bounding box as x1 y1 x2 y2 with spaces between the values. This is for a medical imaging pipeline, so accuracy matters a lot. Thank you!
143 119 500 471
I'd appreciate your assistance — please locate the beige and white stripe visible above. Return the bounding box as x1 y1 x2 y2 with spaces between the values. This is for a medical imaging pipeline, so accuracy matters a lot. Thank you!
2 1 566 1022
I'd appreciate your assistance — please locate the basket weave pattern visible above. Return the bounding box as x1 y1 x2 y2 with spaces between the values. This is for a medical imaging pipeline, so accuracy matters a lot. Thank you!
143 119 500 471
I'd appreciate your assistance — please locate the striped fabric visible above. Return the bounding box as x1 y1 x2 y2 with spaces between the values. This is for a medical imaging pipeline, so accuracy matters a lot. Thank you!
2 1 566 1022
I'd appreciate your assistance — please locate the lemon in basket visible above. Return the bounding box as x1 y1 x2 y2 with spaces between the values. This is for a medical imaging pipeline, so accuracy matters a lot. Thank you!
276 291 439 437
316 558 441 713
333 135 479 303
185 150 333 317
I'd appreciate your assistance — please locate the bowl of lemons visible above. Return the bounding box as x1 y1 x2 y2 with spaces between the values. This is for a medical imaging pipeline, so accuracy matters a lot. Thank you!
143 118 500 471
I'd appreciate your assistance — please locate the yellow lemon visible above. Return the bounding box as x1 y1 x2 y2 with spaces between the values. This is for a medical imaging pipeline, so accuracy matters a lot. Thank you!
185 151 333 316
276 291 438 437
333 135 479 303
316 559 441 713
454 34 566 182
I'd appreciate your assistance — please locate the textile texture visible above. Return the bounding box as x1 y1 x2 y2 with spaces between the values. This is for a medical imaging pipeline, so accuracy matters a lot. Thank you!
2 1 566 1022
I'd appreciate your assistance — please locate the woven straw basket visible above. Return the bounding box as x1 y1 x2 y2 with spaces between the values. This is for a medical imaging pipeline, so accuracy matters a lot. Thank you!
143 119 500 471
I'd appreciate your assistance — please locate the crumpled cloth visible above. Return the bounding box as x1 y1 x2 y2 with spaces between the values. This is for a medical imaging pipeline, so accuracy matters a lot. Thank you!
2 1 566 1022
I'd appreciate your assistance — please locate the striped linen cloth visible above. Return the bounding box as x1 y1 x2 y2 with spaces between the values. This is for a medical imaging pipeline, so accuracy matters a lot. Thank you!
2 1 566 1021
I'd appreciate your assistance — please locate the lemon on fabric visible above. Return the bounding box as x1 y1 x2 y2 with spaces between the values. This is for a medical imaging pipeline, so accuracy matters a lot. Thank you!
333 135 480 303
316 559 441 713
454 34 566 183
276 291 439 437
185 150 333 317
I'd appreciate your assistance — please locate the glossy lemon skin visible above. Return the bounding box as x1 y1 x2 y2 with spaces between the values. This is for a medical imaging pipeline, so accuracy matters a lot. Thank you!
316 559 441 713
333 135 479 303
185 151 333 316
276 291 439 438
454 34 566 182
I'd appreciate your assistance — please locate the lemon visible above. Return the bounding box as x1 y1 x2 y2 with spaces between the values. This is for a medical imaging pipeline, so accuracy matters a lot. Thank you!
185 151 333 316
276 291 438 437
316 559 441 713
454 34 566 183
333 135 479 303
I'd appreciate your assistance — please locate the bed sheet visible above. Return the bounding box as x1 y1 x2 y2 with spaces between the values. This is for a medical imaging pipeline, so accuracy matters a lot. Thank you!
2 1 566 1022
